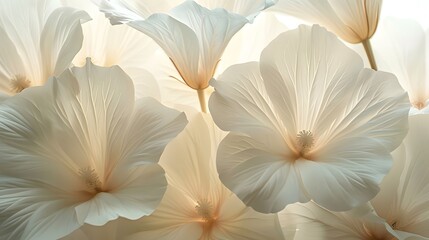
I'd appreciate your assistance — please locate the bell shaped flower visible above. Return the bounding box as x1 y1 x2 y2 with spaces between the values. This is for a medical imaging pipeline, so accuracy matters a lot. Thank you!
63 0 165 100
122 114 284 240
0 60 187 240
279 202 400 240
370 114 429 239
0 0 90 95
209 24 409 213
372 18 429 114
97 0 277 112
274 0 382 69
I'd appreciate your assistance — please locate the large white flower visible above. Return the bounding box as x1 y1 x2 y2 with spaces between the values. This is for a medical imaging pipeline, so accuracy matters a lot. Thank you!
273 0 382 69
96 0 277 112
0 0 90 95
372 18 429 114
121 114 283 240
0 60 188 240
209 24 409 213
371 114 429 239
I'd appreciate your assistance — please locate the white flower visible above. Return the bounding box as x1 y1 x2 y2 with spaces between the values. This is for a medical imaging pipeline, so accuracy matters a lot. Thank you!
62 0 166 100
371 114 429 239
0 60 188 240
372 18 429 114
209 24 409 213
96 0 277 112
0 0 90 95
122 114 283 240
274 0 381 44
274 0 382 70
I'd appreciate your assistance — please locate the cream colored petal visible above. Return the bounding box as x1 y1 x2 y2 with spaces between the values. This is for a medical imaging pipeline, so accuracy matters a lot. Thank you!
119 97 187 167
213 193 284 240
376 115 429 237
217 132 305 213
209 62 288 144
75 164 167 226
40 7 90 82
0 0 61 82
124 186 203 240
197 0 278 21
160 113 225 201
0 178 82 240
61 220 123 240
273 0 357 42
128 14 200 89
260 24 364 139
373 18 428 110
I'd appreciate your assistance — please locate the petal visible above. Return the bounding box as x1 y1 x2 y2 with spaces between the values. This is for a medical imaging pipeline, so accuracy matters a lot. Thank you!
128 13 201 89
61 220 122 240
159 113 225 201
296 136 392 211
124 186 203 240
0 178 82 240
217 132 306 213
40 7 90 81
259 24 363 138
214 193 284 240
209 62 287 145
375 115 429 237
119 97 188 167
373 18 428 109
197 0 278 21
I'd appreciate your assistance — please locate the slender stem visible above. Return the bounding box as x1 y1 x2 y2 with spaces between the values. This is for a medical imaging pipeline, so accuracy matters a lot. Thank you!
362 39 378 70
197 88 207 113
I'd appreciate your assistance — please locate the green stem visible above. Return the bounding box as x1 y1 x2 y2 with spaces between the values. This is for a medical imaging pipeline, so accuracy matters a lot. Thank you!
362 39 378 70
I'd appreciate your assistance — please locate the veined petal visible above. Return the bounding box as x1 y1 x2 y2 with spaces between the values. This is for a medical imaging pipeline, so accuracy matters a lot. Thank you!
0 178 82 240
213 193 284 240
159 113 225 201
40 7 90 81
280 202 395 240
217 132 304 213
260 24 363 139
61 220 123 240
373 115 429 238
129 14 200 89
119 97 188 167
274 0 381 43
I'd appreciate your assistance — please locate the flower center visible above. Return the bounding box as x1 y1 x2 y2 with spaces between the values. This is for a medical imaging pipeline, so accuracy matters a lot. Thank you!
296 130 315 159
10 75 31 93
412 101 426 110
79 167 102 193
195 199 214 221
195 199 218 237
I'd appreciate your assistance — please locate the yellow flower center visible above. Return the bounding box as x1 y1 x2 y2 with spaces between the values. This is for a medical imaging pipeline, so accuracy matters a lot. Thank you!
195 199 218 238
295 130 315 159
10 75 31 93
78 167 103 193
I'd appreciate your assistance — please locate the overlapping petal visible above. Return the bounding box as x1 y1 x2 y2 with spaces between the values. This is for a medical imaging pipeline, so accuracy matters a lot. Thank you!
0 60 187 239
209 24 409 213
123 114 283 240
274 0 381 43
0 0 90 95
372 115 429 238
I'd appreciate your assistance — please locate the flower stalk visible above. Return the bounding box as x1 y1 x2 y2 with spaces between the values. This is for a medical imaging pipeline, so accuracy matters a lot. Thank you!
362 39 378 70
197 88 207 113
